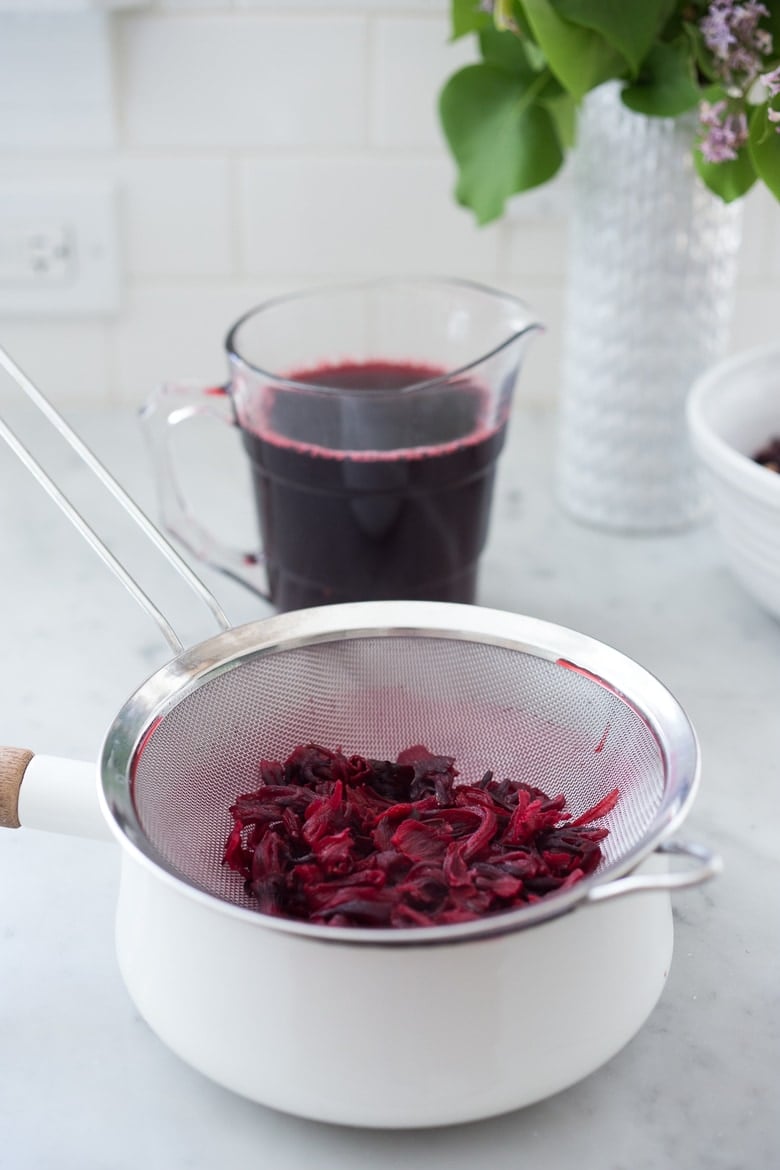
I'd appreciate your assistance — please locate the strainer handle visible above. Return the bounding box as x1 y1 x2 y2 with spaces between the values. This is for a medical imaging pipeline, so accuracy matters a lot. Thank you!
585 840 722 903
140 382 270 599
0 346 232 653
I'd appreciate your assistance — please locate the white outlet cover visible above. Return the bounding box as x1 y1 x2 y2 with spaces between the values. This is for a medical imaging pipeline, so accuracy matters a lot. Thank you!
0 182 121 316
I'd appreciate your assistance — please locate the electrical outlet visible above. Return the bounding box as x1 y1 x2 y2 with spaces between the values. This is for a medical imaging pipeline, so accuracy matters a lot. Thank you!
0 182 120 315
0 222 75 286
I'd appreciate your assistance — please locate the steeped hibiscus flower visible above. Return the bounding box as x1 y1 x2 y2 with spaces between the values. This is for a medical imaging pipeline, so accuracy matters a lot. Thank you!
223 742 619 929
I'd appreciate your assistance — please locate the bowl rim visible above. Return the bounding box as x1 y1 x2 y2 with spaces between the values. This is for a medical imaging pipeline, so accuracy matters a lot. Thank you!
687 341 780 506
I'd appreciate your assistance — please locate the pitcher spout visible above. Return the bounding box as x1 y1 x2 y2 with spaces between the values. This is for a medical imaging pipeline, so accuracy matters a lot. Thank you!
512 318 545 359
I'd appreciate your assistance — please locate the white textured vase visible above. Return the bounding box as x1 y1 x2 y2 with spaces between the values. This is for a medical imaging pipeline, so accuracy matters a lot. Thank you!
556 82 744 532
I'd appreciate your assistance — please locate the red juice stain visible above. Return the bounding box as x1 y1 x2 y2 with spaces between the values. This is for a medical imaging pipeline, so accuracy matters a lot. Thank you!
595 724 610 753
130 715 164 792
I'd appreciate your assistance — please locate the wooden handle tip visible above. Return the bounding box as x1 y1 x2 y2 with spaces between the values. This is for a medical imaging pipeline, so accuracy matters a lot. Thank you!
0 748 34 829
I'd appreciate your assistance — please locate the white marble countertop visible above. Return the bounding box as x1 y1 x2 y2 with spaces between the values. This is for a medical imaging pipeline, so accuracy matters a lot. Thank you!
1 402 778 1169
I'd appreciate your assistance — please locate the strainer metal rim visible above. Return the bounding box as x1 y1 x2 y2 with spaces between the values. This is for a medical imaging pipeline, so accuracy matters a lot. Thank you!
98 601 700 947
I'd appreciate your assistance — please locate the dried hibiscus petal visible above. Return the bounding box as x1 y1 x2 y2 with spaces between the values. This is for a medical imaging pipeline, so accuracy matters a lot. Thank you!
569 787 620 826
391 818 452 862
222 742 620 929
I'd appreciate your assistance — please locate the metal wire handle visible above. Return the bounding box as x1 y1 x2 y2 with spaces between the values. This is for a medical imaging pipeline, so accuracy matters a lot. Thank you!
0 345 231 652
584 840 722 902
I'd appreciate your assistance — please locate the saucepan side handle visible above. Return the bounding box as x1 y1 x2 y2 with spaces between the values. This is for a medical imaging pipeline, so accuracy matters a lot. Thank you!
0 748 111 840
584 840 722 904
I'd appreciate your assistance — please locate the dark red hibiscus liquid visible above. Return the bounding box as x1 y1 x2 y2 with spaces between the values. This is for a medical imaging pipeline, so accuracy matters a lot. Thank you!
240 360 507 611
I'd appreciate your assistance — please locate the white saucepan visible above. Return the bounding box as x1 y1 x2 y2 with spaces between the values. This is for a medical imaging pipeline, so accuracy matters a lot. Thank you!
0 347 719 1128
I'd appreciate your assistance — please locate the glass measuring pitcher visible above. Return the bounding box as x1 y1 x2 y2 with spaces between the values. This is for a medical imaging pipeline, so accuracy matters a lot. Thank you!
142 277 541 612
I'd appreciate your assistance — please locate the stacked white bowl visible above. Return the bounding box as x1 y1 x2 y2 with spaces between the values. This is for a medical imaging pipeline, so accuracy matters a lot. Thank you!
687 342 780 622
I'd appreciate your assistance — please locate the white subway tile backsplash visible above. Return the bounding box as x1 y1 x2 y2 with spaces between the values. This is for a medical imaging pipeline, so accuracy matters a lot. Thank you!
0 12 114 150
119 157 233 277
738 184 776 284
114 282 290 401
157 1 234 8
1 0 779 412
118 14 367 148
730 283 779 355
0 320 111 405
498 278 564 408
115 286 241 400
237 0 447 8
371 15 475 150
0 155 233 279
501 214 569 281
238 155 500 277
503 169 573 219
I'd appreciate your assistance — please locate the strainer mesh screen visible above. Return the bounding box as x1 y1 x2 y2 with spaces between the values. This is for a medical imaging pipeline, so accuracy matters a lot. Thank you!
132 635 665 906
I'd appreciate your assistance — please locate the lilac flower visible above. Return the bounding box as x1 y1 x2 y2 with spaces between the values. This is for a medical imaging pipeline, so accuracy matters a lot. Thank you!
700 0 772 86
753 28 773 56
698 100 749 162
700 99 730 126
701 4 738 58
756 66 780 136
697 1 778 158
760 64 780 97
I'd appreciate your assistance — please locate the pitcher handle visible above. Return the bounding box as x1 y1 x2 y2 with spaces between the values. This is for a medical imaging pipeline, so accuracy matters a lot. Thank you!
140 381 269 599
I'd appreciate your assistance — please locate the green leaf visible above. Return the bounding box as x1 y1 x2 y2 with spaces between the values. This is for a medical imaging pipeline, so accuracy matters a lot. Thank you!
543 90 577 147
682 21 719 84
478 26 535 72
479 26 566 104
520 0 627 99
550 0 676 74
494 0 519 30
439 63 564 222
451 0 493 39
749 103 780 201
759 1 780 60
621 39 701 117
507 0 536 41
694 141 757 202
693 81 757 201
523 37 549 71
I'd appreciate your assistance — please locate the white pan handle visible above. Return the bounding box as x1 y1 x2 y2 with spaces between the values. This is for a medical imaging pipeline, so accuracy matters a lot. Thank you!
0 748 111 841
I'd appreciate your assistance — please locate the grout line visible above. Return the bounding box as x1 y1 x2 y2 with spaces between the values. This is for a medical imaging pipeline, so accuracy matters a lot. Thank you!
125 6 443 19
115 272 563 291
154 5 449 15
363 14 375 149
104 315 122 407
105 8 124 152
0 145 456 168
226 153 243 278
117 145 455 161
495 220 510 281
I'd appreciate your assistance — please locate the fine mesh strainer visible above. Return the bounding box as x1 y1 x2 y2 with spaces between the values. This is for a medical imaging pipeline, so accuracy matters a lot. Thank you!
0 344 717 946
102 598 711 942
